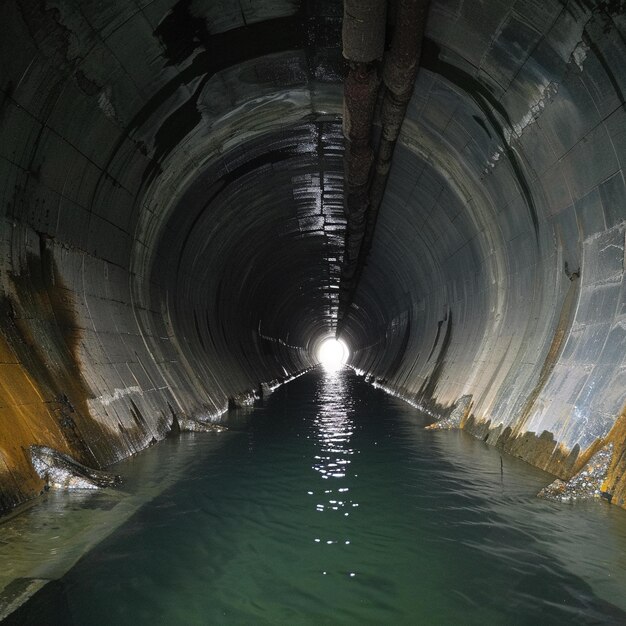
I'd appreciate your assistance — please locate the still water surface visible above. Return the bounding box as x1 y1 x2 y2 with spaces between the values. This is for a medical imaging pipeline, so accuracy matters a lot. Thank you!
8 368 626 624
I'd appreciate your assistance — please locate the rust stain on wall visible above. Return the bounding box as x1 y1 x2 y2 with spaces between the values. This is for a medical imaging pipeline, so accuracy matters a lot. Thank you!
464 415 580 480
463 399 626 511
0 237 114 512
601 405 626 508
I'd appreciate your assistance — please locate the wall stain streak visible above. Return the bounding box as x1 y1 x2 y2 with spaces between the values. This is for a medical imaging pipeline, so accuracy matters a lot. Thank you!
417 310 452 404
602 405 626 507
420 38 540 239
512 276 580 436
0 236 151 512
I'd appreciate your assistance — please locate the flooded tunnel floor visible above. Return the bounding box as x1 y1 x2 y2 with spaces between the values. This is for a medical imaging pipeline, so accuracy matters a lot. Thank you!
5 368 626 624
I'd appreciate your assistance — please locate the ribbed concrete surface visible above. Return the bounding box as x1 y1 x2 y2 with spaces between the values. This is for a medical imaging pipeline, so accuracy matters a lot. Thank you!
0 0 624 511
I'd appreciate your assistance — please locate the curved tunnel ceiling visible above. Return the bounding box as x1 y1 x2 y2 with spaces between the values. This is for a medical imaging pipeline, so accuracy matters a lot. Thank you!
0 0 625 511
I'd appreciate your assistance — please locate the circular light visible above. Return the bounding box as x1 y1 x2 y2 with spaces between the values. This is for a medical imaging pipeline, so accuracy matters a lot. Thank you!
317 338 349 371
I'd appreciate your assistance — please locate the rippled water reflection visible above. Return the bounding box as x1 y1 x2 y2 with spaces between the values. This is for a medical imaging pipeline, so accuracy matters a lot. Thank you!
7 369 626 625
313 372 354 481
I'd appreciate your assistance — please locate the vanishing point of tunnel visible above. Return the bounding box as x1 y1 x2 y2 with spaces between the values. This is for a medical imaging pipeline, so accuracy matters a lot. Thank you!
0 0 626 607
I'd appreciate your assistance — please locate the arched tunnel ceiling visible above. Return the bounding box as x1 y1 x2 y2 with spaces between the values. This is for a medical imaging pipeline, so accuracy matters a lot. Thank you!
0 0 625 511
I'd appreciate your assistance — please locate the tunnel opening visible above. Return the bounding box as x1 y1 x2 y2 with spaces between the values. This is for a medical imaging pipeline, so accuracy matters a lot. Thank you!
316 337 350 371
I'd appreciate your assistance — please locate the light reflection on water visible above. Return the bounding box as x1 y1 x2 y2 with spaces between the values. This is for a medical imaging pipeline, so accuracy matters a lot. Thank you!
6 368 626 625
310 371 358 571
312 370 354 482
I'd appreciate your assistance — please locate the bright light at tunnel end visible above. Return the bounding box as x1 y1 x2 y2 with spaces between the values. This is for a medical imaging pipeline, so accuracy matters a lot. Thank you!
317 338 349 372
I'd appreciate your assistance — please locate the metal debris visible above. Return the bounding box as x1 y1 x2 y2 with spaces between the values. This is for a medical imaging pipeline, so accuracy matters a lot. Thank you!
425 394 473 430
177 418 228 433
29 445 121 490
228 389 260 409
537 443 613 503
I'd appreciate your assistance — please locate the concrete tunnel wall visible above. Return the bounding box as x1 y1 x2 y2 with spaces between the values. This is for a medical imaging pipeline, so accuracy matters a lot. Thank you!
0 0 624 512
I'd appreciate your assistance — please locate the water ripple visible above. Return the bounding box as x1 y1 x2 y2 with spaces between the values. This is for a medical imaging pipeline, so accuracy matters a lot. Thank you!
7 369 626 625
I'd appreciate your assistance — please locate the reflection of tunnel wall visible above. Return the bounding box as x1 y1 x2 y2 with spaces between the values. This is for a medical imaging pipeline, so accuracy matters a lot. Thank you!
0 0 624 511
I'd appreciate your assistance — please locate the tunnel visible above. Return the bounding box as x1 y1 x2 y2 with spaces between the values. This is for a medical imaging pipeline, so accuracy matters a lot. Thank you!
0 0 625 521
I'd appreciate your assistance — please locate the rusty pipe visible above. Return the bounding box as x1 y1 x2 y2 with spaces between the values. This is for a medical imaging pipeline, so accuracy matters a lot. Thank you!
359 0 430 288
342 0 387 63
339 0 387 326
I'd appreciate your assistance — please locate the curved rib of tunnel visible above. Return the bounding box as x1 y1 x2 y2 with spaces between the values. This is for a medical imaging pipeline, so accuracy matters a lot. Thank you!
0 0 625 512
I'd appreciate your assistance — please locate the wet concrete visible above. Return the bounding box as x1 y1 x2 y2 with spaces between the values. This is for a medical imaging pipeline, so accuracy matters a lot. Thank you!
0 0 624 514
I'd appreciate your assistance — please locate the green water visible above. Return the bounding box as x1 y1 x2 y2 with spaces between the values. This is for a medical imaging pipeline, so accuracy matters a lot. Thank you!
7 369 626 624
